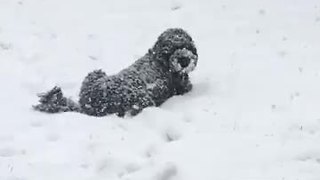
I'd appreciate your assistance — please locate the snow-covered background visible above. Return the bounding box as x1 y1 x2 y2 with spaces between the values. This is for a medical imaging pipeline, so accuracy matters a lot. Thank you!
1 0 320 179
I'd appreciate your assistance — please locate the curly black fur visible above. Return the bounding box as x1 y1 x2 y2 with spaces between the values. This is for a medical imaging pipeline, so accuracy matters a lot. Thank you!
33 28 198 117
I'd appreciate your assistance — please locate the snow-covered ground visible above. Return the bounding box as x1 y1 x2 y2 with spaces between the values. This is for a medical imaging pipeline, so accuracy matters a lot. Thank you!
1 0 320 179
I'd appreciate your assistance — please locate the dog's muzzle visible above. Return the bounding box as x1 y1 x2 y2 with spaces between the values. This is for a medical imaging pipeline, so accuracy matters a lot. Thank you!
169 48 198 73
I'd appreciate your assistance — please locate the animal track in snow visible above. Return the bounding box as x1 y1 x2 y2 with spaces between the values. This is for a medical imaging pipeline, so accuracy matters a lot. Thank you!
296 152 320 164
0 147 24 157
163 127 182 142
30 120 43 128
155 162 178 180
46 133 60 142
118 163 141 178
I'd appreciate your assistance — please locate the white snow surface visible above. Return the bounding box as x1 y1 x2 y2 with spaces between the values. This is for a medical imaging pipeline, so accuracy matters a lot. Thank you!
1 0 320 179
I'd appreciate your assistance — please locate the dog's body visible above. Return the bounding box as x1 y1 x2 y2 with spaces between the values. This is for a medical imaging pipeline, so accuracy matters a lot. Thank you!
33 28 198 117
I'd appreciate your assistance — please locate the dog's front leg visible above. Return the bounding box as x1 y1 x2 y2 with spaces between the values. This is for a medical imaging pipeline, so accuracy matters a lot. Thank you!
174 73 193 95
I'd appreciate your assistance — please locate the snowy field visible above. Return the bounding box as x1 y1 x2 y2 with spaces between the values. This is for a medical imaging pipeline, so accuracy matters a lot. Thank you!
1 0 320 179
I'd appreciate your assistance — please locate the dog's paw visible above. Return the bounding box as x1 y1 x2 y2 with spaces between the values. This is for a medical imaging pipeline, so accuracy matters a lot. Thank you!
171 72 193 95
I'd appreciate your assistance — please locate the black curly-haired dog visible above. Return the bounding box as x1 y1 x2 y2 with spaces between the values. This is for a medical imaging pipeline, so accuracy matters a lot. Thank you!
33 28 198 117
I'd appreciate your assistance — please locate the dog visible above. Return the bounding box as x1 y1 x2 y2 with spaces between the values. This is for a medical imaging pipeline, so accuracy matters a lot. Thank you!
33 28 198 117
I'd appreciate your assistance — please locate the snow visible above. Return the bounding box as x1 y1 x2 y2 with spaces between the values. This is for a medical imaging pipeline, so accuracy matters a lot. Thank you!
1 0 320 179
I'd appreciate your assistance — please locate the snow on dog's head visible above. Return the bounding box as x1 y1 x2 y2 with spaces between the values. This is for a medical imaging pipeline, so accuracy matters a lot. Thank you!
152 28 198 67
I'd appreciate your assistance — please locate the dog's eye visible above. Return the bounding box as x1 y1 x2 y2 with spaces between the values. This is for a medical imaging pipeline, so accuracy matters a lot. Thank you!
178 57 190 68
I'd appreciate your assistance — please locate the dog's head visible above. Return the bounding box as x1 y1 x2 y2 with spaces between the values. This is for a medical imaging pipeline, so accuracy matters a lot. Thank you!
151 28 198 72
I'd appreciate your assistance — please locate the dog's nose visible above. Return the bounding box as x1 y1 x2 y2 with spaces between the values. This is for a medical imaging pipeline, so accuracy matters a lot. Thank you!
178 57 190 68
